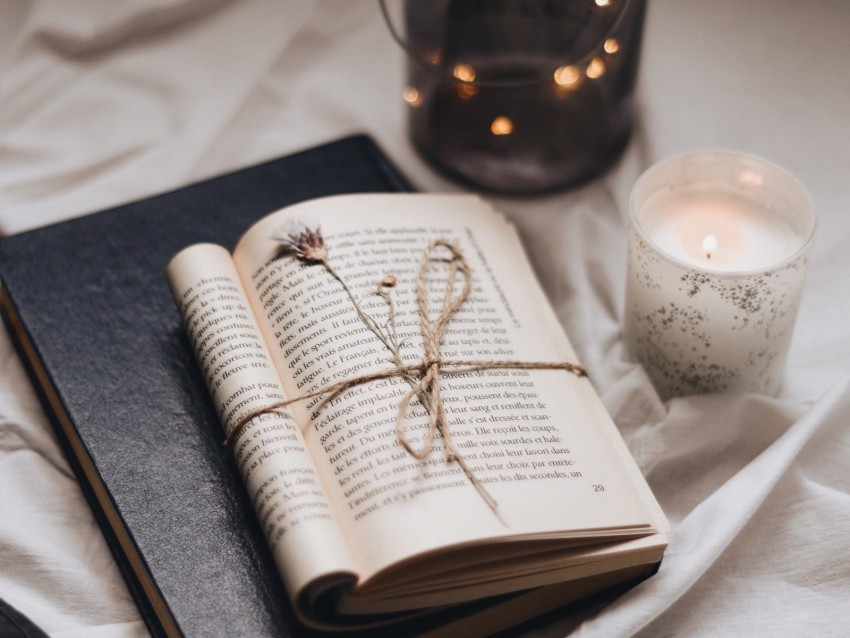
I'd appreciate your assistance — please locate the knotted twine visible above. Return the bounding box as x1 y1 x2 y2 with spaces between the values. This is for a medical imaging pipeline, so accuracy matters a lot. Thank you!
225 240 586 508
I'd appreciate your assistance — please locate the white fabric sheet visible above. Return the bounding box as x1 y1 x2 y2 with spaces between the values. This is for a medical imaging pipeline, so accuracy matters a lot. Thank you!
1 1 848 636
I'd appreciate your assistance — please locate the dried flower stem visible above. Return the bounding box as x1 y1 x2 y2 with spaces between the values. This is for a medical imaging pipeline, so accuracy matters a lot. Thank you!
322 261 397 357
275 227 500 517
323 259 499 516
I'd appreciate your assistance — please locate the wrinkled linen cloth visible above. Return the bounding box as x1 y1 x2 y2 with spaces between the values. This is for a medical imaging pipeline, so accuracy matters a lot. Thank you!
1 1 848 636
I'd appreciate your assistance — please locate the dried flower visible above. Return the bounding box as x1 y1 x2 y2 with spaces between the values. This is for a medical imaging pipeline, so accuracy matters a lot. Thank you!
272 225 327 262
380 274 398 288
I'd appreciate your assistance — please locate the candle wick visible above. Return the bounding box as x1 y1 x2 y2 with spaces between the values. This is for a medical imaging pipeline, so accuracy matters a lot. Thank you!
702 235 718 263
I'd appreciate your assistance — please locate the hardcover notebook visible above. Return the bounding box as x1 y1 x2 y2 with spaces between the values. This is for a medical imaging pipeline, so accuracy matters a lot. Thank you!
0 136 413 637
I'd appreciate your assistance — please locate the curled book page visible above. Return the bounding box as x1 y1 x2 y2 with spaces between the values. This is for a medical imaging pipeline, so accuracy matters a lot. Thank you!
167 244 357 599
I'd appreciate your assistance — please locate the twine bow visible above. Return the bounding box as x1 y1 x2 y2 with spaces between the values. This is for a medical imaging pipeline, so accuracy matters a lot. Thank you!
395 239 471 460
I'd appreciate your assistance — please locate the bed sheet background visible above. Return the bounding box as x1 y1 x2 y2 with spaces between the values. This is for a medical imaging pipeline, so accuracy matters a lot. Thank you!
1 1 848 636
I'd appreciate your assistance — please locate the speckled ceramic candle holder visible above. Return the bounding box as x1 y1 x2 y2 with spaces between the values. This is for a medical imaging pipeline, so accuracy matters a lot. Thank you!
624 151 816 399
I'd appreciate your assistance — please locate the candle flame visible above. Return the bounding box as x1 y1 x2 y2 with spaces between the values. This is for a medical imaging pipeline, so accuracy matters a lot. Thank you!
702 234 718 259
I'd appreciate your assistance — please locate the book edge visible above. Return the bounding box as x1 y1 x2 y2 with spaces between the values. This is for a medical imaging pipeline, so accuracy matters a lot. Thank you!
0 285 180 638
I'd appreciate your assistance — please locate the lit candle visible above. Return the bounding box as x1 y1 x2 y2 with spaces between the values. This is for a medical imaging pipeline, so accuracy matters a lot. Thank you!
637 189 804 271
624 151 816 399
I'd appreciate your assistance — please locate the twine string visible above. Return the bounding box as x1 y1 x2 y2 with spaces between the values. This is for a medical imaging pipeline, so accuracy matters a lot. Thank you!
224 241 587 481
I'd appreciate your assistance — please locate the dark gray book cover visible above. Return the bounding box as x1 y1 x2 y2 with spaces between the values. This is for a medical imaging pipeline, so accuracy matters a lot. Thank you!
0 136 411 638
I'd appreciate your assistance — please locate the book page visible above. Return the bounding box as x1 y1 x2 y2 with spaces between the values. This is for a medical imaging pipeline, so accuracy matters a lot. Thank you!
167 244 356 598
232 194 666 583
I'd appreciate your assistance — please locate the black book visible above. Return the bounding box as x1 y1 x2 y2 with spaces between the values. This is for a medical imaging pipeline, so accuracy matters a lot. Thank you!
0 136 412 637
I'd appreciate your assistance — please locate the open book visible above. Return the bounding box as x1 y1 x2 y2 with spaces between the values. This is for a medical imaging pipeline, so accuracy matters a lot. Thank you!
166 193 667 635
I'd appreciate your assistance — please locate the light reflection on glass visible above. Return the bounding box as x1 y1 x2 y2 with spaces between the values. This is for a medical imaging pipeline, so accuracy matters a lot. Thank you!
738 170 764 187
456 83 478 99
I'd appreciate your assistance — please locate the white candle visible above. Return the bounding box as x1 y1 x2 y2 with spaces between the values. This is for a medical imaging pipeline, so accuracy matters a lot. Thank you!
624 151 816 399
639 190 803 272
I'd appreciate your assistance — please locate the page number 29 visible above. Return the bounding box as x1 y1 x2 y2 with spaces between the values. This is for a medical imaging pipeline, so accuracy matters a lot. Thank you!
593 484 605 492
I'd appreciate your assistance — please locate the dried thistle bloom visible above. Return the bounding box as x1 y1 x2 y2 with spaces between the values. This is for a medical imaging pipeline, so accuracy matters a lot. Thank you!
272 225 327 262
380 274 397 288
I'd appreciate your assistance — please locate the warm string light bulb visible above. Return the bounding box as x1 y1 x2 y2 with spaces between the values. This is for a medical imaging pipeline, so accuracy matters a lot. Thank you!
554 65 581 88
552 10 619 94
490 116 513 136
402 87 422 107
452 64 476 83
586 57 606 79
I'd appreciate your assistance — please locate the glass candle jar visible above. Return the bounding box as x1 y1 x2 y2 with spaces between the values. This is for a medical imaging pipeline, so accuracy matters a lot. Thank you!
383 0 648 194
624 151 816 399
